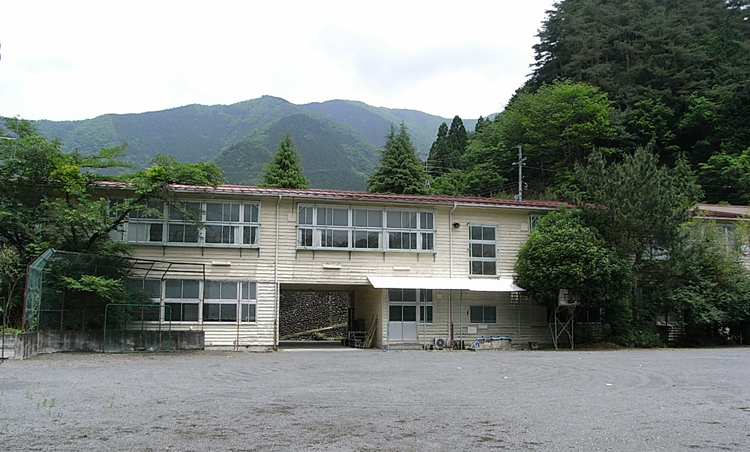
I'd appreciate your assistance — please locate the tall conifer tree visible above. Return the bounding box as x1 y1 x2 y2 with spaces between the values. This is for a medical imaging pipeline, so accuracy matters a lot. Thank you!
367 123 429 195
260 133 310 189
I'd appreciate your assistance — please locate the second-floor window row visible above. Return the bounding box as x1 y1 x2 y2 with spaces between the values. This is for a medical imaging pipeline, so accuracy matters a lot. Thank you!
297 206 436 251
110 199 260 246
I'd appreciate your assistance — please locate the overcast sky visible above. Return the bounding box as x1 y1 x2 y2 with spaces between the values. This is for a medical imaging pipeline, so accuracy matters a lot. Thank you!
0 0 555 122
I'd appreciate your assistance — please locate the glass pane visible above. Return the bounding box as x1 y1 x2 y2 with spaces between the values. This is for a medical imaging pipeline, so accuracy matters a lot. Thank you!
316 207 329 226
422 290 432 303
205 225 223 243
205 203 223 221
420 306 433 323
402 289 417 302
220 304 237 321
168 224 183 242
406 233 417 249
483 261 497 275
388 232 402 249
241 282 256 300
144 279 161 298
229 203 240 222
368 210 382 227
408 212 417 228
183 303 199 321
184 225 199 243
182 280 199 299
204 304 220 321
367 231 379 248
483 244 496 258
298 206 313 225
388 289 402 302
148 223 163 242
205 281 221 299
471 244 483 257
355 210 368 227
387 211 402 228
332 209 348 226
470 225 482 241
484 306 497 323
245 204 259 223
389 305 402 322
241 303 256 322
471 261 484 275
332 229 348 247
243 226 257 245
299 228 312 247
402 306 417 322
470 306 483 323
354 231 368 248
421 232 433 251
165 303 179 321
420 212 433 229
221 281 237 300
483 227 495 241
165 280 182 298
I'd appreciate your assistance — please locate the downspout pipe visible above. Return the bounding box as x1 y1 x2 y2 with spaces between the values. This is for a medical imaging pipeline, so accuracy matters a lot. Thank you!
274 194 282 351
449 202 457 344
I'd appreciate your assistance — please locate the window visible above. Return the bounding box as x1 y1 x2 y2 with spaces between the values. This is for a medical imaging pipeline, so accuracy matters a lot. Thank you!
164 279 200 322
388 289 432 323
419 289 433 323
125 278 161 321
470 225 496 276
203 281 257 323
298 205 435 252
112 199 260 247
529 215 541 231
470 305 497 324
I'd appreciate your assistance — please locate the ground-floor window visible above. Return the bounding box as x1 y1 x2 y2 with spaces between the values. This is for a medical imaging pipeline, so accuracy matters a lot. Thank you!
388 289 433 341
470 305 497 324
126 278 257 323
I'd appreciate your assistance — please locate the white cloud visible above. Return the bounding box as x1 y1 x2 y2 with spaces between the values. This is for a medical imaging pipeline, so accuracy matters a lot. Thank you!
0 0 555 121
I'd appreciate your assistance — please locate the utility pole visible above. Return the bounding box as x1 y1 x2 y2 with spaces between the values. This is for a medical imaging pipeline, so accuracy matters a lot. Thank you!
512 145 525 202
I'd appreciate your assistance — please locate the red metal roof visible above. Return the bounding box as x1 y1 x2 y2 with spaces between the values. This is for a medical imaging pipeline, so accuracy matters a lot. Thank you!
98 181 569 210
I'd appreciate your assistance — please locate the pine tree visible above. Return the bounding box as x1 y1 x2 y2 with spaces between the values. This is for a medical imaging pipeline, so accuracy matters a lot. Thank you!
367 123 429 195
447 115 468 167
426 122 450 176
260 133 310 189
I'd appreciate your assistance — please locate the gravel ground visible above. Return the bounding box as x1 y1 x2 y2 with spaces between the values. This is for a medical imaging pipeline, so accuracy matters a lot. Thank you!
1 345 749 451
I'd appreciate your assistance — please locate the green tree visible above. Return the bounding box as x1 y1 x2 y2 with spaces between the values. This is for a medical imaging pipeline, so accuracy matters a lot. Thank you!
367 123 429 195
514 208 634 335
260 133 310 189
426 122 450 176
574 147 703 263
658 220 750 345
0 117 225 327
446 115 468 168
462 80 623 197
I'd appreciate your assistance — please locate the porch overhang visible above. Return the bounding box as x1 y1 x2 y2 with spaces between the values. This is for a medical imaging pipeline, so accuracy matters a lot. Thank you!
366 276 525 292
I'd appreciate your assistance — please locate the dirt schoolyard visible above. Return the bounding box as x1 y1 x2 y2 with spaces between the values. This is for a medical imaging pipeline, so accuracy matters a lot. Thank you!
1 346 749 451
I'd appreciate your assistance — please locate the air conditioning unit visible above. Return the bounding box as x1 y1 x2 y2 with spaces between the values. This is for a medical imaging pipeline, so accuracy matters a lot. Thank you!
434 337 449 349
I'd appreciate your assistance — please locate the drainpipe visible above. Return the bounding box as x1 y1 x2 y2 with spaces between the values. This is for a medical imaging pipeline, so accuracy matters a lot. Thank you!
449 202 457 344
274 194 282 351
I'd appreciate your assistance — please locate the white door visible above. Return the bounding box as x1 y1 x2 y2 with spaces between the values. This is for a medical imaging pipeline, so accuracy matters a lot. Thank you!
389 304 417 341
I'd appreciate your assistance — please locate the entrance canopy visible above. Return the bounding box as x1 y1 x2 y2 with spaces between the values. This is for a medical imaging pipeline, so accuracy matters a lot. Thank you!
367 276 524 292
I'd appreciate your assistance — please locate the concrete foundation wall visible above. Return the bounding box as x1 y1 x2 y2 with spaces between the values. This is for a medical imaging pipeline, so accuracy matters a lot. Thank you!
14 330 204 360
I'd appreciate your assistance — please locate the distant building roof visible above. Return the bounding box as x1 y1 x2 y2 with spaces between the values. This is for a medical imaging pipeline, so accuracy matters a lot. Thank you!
98 181 570 211
693 203 750 220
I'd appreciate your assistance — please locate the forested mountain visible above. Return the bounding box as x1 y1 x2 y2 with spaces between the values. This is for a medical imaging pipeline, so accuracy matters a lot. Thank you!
520 0 750 203
34 97 468 190
215 112 379 190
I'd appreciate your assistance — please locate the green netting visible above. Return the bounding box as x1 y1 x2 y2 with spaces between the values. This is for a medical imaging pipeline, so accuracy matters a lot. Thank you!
103 304 172 353
24 249 204 331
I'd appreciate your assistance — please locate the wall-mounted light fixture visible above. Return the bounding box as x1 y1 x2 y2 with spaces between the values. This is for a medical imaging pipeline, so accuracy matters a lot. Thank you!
452 222 461 229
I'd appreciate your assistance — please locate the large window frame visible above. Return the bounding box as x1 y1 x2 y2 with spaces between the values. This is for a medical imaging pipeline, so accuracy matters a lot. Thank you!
111 199 260 248
124 279 257 324
469 224 497 276
297 205 435 252
470 305 497 324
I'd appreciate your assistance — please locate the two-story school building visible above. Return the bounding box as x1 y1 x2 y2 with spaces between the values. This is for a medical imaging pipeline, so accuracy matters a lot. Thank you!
106 183 566 350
